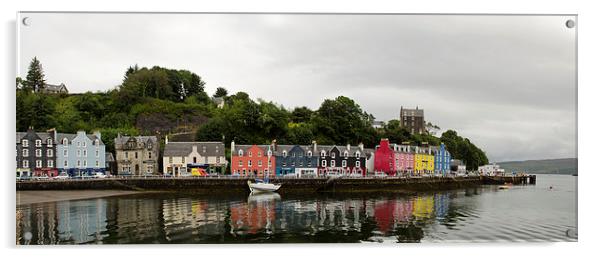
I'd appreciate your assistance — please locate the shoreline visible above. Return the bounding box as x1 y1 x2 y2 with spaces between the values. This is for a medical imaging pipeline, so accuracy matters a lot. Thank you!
16 190 143 206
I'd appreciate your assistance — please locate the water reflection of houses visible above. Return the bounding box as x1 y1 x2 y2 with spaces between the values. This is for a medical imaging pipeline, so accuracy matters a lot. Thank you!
107 198 164 243
17 199 108 244
161 198 228 241
229 194 278 234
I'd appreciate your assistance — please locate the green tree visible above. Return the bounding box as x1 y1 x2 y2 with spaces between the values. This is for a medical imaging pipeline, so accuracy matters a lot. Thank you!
291 106 313 123
213 87 228 98
24 57 45 92
312 96 377 145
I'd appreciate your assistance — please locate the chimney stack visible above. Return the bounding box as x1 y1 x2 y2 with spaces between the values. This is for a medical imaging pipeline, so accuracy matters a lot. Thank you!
93 130 101 140
358 142 364 151
346 143 351 151
271 139 277 151
312 140 317 153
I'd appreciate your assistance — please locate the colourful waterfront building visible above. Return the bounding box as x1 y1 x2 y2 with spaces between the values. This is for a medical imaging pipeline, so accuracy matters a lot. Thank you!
413 146 434 175
374 139 395 176
56 130 106 177
272 141 318 177
316 143 367 177
399 144 415 174
162 139 227 176
230 142 276 177
433 143 451 175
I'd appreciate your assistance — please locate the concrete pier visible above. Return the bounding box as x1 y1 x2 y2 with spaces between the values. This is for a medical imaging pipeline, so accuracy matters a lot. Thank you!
16 175 535 192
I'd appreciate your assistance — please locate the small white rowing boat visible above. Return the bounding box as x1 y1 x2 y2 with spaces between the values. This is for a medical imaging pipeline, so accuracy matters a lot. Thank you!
247 179 281 193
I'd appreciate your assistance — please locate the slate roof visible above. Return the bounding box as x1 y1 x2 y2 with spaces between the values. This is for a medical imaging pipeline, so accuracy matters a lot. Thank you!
164 142 225 157
114 135 157 146
16 131 52 143
56 133 104 145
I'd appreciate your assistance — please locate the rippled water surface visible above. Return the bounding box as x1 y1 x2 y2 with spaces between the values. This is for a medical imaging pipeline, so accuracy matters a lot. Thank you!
16 175 577 244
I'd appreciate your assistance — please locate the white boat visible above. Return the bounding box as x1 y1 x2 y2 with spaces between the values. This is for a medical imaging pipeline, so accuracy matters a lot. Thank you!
247 179 281 193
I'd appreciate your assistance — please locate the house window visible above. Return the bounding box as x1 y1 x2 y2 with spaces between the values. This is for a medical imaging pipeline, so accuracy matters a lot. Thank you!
35 140 41 147
22 149 28 157
83 150 87 157
62 138 68 145
342 160 347 167
135 152 138 159
258 160 263 167
258 152 262 157
249 151 252 157
47 138 52 146
77 160 81 167
35 149 41 157
83 160 87 167
83 141 86 147
47 149 53 157
169 157 173 163
330 160 336 167
77 150 81 157
344 151 348 157
202 146 206 153
321 150 326 157
238 150 243 156
215 146 219 153
96 161 99 167
48 160 54 168
282 151 287 157
193 157 197 163
63 149 68 157
322 160 327 167
181 158 185 164
239 160 243 167
356 161 361 167
217 158 220 163
307 151 312 157
355 151 360 158
95 139 99 145
125 152 129 158
248 160 252 166
22 139 28 147
148 152 152 159
77 142 81 147
205 156 208 163
331 152 336 158
36 160 42 168
22 160 29 168
64 160 68 167
267 150 272 156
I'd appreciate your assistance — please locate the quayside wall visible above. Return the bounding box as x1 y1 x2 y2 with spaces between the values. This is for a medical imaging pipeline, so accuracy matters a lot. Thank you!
16 175 535 192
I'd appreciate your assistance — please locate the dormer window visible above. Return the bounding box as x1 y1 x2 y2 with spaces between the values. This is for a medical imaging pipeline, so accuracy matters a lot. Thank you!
307 151 312 157
331 152 336 158
238 149 243 156
355 151 361 158
321 150 326 157
258 151 262 157
267 150 272 156
62 138 68 145
344 151 349 157
248 151 252 157
95 139 99 146
47 138 53 146
282 151 287 157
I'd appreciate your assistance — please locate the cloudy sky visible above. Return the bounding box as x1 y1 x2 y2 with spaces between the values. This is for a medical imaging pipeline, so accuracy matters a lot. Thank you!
17 13 576 162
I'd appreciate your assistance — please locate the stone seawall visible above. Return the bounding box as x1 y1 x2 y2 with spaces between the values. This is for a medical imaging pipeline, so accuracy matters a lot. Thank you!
14 176 533 192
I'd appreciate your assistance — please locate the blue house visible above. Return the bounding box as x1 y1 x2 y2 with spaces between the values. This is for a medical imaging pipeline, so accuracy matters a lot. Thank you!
273 144 318 177
433 143 451 175
56 131 106 176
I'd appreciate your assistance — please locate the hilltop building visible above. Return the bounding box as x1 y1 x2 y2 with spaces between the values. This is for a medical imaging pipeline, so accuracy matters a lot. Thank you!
400 106 425 134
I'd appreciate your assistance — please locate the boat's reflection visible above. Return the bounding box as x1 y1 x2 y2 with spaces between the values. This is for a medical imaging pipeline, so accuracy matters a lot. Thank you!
247 192 281 203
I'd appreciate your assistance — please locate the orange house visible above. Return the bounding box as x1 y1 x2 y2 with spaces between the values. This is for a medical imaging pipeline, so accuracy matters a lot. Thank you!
230 142 276 177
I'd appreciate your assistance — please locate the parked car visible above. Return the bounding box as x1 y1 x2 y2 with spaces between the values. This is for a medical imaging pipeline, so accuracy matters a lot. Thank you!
33 175 50 180
94 172 107 179
54 172 70 180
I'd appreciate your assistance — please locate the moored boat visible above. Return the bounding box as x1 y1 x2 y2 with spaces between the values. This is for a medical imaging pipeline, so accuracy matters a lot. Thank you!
247 179 282 193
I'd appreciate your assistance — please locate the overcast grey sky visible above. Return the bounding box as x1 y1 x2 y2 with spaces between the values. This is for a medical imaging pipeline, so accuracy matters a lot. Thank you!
17 13 576 162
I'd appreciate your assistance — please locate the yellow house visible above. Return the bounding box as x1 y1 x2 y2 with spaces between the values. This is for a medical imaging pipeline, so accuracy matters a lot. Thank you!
413 146 435 175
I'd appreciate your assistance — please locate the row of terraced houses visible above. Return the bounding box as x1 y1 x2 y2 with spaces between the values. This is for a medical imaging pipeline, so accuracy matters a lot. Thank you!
16 128 451 178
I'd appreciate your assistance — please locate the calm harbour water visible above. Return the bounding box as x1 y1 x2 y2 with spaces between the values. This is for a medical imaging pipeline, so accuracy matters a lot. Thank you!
16 175 577 244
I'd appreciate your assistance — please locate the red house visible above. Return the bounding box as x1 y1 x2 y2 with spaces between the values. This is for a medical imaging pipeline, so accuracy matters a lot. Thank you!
230 142 276 177
374 138 396 176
